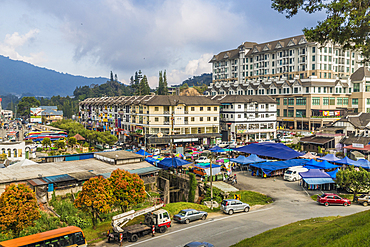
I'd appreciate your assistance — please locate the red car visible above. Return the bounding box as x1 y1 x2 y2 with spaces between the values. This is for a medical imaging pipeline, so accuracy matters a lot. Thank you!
317 193 351 207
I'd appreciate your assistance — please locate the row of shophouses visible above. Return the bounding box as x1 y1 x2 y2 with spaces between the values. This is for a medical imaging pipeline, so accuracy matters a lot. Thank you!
78 94 277 145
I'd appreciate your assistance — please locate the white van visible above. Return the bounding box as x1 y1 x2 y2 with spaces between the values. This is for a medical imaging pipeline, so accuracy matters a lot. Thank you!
284 166 308 182
280 136 293 143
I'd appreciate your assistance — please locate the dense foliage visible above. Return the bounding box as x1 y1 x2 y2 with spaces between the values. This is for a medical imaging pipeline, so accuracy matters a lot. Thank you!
180 73 212 87
188 173 197 203
0 184 41 237
17 97 40 118
157 70 169 95
272 0 370 62
336 166 370 201
51 119 117 146
74 177 115 227
108 169 146 212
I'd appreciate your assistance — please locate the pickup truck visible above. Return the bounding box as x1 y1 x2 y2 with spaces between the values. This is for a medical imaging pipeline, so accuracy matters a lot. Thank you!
357 194 370 206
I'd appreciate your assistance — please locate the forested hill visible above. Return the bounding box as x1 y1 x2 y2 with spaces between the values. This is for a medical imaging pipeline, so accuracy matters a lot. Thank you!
180 73 212 87
0 55 107 97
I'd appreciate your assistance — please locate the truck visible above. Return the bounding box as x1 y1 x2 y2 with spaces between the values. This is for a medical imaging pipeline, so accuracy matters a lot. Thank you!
107 203 171 243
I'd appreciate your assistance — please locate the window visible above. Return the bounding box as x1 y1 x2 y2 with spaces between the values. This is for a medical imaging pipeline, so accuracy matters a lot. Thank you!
312 55 315 61
207 107 211 111
337 98 343 105
330 97 335 105
238 114 241 118
155 117 159 122
238 105 242 109
214 107 217 111
352 98 358 105
276 98 280 105
296 97 306 105
367 98 370 105
343 98 348 105
294 88 298 93
312 47 316 53
214 117 217 121
277 109 280 117
353 83 360 92
323 97 329 105
318 87 321 93
288 98 294 105
283 109 287 117
191 107 195 111
283 98 287 105
312 97 320 105
200 107 204 111
207 117 211 121
191 117 195 121
306 87 309 93
155 107 159 111
200 117 203 121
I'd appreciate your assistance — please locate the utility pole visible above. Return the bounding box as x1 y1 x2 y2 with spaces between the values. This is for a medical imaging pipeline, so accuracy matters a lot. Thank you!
210 153 213 210
171 108 174 169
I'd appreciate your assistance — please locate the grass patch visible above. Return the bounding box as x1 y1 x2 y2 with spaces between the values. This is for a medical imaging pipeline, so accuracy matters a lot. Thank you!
232 210 370 247
228 191 273 206
310 194 354 202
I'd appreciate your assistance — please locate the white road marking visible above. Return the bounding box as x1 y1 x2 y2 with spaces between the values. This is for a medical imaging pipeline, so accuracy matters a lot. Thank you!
124 207 273 247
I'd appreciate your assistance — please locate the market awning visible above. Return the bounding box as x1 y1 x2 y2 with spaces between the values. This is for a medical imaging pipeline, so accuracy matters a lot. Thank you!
301 177 335 185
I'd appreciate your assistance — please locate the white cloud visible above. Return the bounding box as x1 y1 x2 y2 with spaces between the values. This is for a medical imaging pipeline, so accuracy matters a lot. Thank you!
0 29 46 64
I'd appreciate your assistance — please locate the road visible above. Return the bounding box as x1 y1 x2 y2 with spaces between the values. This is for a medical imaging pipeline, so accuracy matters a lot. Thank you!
95 171 369 247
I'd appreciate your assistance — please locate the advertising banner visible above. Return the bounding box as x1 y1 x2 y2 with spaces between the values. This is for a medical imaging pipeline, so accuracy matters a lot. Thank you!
30 108 42 123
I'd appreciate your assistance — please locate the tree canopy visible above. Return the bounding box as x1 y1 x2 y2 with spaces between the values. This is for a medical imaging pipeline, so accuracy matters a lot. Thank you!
16 97 40 117
336 166 370 201
108 169 146 212
74 176 115 227
0 184 40 237
271 0 370 61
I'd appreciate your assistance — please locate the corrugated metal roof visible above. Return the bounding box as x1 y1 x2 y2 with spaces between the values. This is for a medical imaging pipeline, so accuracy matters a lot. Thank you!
42 174 75 183
127 166 161 175
27 178 48 186
98 172 111 179
68 171 97 181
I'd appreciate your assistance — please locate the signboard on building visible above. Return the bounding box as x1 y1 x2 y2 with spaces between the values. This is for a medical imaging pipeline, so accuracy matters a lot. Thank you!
30 108 42 123
352 143 364 149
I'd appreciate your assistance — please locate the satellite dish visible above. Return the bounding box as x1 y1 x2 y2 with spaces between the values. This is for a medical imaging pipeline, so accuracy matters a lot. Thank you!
157 132 163 138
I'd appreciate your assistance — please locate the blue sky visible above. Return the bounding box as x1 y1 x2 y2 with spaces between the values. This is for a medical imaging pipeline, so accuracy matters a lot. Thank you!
0 0 324 88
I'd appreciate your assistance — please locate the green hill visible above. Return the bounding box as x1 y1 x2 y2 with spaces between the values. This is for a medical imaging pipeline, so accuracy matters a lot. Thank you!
232 210 370 247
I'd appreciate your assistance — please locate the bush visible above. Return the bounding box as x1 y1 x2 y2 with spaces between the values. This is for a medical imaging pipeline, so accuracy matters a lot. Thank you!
19 211 66 237
36 147 43 152
202 186 224 205
188 173 197 203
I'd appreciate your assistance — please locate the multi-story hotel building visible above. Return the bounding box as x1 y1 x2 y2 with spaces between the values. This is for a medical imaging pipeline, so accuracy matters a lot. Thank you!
79 95 221 145
207 34 370 131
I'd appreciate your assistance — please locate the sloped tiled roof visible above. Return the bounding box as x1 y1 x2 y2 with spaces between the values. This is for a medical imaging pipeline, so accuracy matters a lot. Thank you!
350 67 370 81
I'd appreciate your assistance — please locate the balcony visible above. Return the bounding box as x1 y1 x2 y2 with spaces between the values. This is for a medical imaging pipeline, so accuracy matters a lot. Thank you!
164 121 170 125
184 121 189 125
184 111 189 114
164 111 170 115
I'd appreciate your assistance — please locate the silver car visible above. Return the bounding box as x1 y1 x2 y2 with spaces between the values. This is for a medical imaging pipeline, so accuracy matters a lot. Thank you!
173 209 208 224
221 199 250 215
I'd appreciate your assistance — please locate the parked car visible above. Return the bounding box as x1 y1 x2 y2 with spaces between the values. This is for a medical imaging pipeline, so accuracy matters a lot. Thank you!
317 193 351 207
195 156 210 163
220 199 250 215
184 242 214 247
357 194 370 206
153 149 161 155
173 209 208 224
219 141 236 148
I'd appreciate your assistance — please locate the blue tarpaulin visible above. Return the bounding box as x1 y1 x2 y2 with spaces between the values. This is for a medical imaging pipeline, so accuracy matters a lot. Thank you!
230 154 267 165
318 154 341 162
304 160 340 170
210 146 225 153
145 157 160 165
136 149 151 156
234 143 303 160
334 156 358 166
354 159 370 169
250 159 309 175
157 157 190 169
327 168 339 179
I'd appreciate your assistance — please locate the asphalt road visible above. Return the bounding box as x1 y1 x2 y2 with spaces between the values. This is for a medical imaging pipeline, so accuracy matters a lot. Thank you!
95 172 370 247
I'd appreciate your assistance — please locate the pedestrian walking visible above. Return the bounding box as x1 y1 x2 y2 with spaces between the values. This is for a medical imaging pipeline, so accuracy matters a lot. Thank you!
234 174 237 184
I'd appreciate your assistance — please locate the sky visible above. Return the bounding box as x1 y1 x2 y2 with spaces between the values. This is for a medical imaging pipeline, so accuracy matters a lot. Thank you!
0 0 325 88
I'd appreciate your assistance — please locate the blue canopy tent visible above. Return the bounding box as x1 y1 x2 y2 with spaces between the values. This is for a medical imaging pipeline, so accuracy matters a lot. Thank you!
304 160 340 170
327 168 339 179
335 156 358 166
250 159 309 176
355 159 370 169
299 169 335 190
234 143 303 160
318 154 340 162
136 149 151 156
157 157 190 169
209 146 223 152
145 157 160 166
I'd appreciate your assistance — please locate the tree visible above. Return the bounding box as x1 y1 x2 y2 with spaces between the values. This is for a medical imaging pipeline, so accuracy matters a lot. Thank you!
137 75 151 96
188 173 197 203
17 97 40 118
271 0 370 62
55 140 65 150
41 137 51 149
108 169 146 212
0 183 40 237
336 166 370 202
68 137 77 148
157 71 164 95
110 71 114 81
163 70 168 95
74 176 114 228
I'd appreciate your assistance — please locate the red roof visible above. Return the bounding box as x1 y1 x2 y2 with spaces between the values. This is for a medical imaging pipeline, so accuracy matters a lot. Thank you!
344 145 370 151
73 134 85 141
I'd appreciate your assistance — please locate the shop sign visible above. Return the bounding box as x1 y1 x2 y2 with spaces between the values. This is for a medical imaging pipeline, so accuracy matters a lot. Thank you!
353 143 364 148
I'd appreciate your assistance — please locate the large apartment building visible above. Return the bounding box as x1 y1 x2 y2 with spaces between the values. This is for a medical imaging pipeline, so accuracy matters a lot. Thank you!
79 95 221 145
210 34 364 83
207 34 370 131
